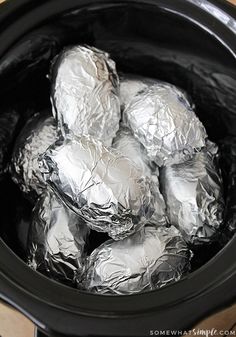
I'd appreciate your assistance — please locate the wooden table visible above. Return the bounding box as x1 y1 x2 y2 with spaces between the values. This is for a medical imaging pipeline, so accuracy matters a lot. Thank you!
1 301 236 337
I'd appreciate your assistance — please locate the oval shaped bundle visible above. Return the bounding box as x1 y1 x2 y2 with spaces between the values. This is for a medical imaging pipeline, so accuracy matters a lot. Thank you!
113 126 167 226
81 225 191 295
113 125 155 177
39 135 155 241
120 74 156 110
28 190 89 285
161 141 224 244
51 45 120 146
124 81 207 166
11 113 57 201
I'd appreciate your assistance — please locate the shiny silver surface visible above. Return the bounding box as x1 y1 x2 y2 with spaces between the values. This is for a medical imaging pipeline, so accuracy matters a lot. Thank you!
112 125 155 177
188 0 236 34
123 81 207 166
112 125 167 226
161 141 224 244
28 190 89 285
120 74 156 110
39 135 155 240
10 113 57 201
51 45 120 146
81 225 191 294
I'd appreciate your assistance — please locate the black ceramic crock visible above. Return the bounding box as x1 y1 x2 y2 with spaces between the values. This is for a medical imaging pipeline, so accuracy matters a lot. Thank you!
0 1 236 336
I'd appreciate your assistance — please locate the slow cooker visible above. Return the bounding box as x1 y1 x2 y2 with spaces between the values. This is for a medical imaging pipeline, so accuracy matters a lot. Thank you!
0 0 236 336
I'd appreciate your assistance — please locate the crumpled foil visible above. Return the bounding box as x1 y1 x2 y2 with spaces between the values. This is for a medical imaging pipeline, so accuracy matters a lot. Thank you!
0 109 19 179
160 141 224 244
51 45 120 146
112 126 167 226
120 74 156 110
28 190 89 285
120 74 194 112
123 81 207 166
113 125 155 176
39 135 155 240
81 224 191 295
10 113 58 201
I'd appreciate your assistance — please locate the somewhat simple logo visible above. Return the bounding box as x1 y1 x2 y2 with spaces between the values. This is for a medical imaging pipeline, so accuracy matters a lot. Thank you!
149 329 236 336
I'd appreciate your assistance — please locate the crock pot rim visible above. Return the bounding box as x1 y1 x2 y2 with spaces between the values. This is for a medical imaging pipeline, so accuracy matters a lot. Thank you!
0 0 236 60
1 234 236 336
0 0 236 335
1 229 236 315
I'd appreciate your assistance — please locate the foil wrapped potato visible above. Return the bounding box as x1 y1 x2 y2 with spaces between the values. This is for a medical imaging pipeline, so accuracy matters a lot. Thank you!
81 224 191 294
113 126 167 226
161 141 224 244
10 112 57 201
123 81 207 166
51 45 120 146
39 135 156 240
28 191 89 285
113 125 155 177
120 74 156 110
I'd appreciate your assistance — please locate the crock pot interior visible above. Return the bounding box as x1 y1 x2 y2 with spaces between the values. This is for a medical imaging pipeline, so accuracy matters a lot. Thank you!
0 1 236 293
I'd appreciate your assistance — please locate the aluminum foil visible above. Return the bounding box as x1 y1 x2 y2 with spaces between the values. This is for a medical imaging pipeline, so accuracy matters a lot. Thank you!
28 190 89 285
113 125 155 176
160 141 224 244
0 109 19 178
51 45 120 146
81 224 191 295
120 74 156 110
39 135 155 240
123 81 207 166
112 126 167 226
10 113 58 201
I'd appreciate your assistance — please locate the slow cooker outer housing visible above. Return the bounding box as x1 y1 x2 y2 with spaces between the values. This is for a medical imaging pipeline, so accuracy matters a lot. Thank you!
0 0 236 336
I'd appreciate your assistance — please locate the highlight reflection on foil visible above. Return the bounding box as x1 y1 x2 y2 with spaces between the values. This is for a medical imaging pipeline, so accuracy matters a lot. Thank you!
39 135 156 240
123 81 207 166
161 141 224 244
51 45 120 146
28 190 89 285
81 224 191 294
11 113 57 201
113 125 168 226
